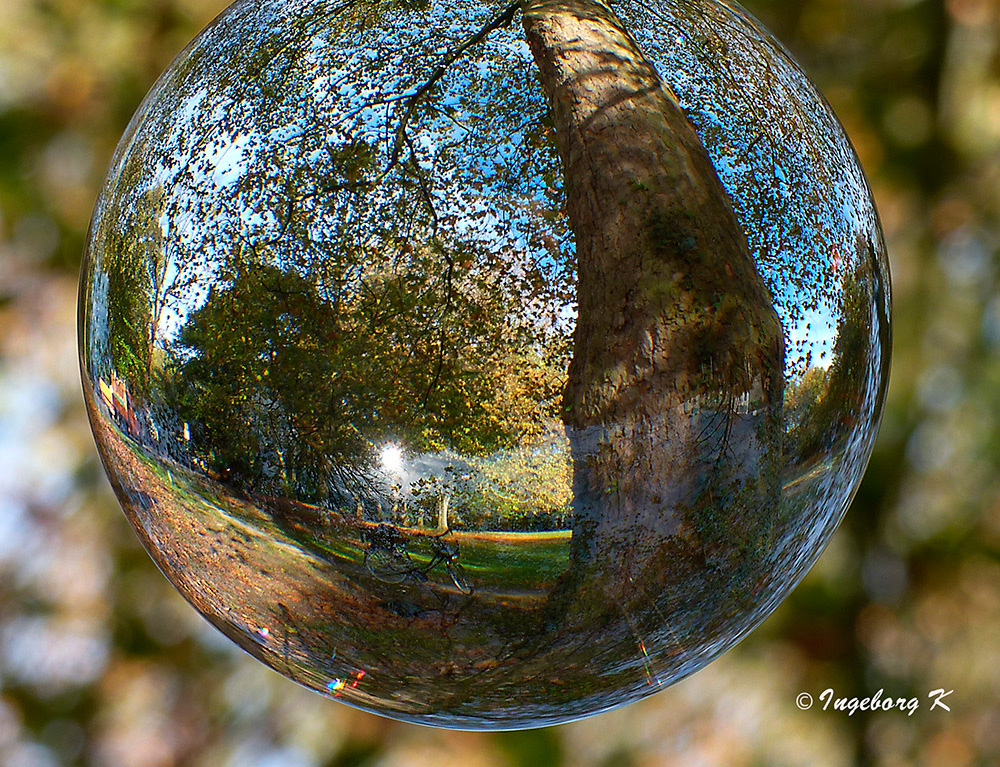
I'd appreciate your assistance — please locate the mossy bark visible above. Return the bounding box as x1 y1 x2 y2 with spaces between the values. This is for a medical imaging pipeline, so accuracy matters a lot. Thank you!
521 0 785 612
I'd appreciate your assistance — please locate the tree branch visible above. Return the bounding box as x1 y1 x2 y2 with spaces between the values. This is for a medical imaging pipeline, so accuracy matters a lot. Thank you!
382 1 522 178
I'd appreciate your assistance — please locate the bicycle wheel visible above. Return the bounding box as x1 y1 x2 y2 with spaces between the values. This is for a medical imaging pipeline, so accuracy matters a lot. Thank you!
446 561 473 595
365 547 412 583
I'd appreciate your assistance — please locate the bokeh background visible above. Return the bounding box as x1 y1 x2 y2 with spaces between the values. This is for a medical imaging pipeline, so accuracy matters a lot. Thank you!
1 0 999 764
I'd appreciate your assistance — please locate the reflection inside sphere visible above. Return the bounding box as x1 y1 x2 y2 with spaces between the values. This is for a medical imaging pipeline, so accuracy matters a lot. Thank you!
79 0 890 728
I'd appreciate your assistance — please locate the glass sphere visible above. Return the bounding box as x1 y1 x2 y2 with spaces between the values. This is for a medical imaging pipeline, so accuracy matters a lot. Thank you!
79 0 890 728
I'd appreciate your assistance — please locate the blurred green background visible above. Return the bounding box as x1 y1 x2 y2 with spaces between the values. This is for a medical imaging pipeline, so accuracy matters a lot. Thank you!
1 0 999 765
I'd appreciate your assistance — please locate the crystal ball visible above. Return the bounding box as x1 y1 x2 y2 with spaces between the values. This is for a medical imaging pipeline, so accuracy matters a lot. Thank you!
80 0 890 728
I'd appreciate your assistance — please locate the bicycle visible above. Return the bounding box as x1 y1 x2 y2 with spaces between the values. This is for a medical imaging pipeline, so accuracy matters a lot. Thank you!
362 524 473 595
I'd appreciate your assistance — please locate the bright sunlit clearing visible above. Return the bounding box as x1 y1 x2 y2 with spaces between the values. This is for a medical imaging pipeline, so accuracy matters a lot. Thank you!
380 443 404 474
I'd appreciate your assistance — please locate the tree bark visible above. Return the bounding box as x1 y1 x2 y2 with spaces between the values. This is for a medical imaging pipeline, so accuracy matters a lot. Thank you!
521 0 785 609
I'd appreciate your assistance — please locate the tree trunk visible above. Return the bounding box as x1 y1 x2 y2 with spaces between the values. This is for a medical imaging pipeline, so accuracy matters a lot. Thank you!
438 493 449 532
521 0 785 609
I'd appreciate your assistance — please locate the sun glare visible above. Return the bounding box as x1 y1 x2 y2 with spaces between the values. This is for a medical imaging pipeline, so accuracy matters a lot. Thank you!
380 443 404 474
